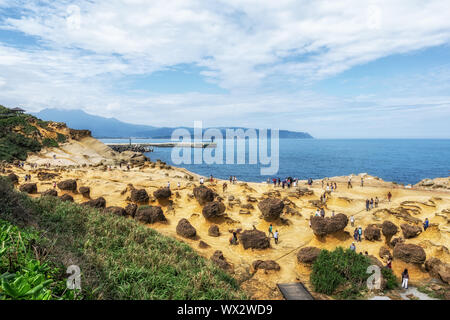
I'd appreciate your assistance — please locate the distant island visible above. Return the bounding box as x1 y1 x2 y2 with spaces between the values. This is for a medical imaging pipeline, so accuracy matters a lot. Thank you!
34 108 314 139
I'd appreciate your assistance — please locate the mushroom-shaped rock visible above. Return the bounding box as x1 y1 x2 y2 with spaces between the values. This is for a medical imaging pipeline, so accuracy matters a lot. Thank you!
37 172 59 181
364 224 381 241
393 243 426 264
239 229 270 249
425 258 450 284
125 203 137 217
79 186 90 198
400 223 422 239
198 241 210 249
59 194 74 202
208 225 220 237
390 237 404 248
297 247 321 264
210 250 232 271
310 213 348 237
382 220 398 238
57 179 77 192
257 198 284 221
7 173 19 184
83 197 106 209
379 246 392 260
41 189 58 197
153 187 172 200
193 185 216 205
19 183 37 194
130 189 149 204
202 201 226 219
326 213 348 233
105 206 127 216
135 206 166 224
252 260 280 271
176 218 197 239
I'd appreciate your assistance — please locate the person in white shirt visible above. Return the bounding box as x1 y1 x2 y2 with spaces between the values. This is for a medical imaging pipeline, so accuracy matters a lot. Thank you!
200 177 204 185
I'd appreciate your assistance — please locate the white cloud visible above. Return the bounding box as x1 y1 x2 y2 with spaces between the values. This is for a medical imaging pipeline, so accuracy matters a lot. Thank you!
0 0 449 137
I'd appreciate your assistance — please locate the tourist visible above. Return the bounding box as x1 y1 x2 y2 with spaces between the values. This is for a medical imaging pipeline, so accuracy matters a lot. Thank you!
386 258 392 269
331 210 335 217
353 228 358 241
423 218 429 231
375 197 379 208
387 192 392 202
364 251 369 256
293 180 297 187
272 178 277 187
370 198 374 209
274 230 279 244
268 224 273 237
177 182 181 189
53 182 56 189
322 180 324 188
350 243 356 251
401 269 409 289
334 182 337 190
233 176 237 184
277 178 281 187
229 176 232 184
358 227 362 241
350 215 355 227
347 177 352 189
315 209 320 217
200 177 204 185
309 217 312 228
320 207 325 217
361 177 364 187
366 199 370 211
167 181 170 189
210 175 214 182
326 184 330 192
223 182 227 193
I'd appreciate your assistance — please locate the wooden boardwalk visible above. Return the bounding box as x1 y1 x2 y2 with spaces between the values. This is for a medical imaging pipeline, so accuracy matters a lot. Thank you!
277 283 314 300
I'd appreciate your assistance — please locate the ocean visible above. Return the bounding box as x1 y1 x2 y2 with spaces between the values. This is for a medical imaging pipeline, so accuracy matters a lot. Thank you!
100 138 450 185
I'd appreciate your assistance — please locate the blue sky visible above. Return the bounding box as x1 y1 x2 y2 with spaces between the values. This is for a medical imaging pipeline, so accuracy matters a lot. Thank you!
0 0 449 138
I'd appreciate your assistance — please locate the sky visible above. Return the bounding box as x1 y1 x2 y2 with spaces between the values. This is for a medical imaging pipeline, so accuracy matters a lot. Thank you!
0 0 450 138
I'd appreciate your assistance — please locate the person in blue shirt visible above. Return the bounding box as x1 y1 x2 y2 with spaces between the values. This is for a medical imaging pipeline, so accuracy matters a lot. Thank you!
423 218 429 231
350 243 356 251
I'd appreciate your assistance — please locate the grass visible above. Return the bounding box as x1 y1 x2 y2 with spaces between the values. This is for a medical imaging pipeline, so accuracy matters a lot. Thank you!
0 178 246 300
417 285 446 300
0 220 74 300
310 247 398 299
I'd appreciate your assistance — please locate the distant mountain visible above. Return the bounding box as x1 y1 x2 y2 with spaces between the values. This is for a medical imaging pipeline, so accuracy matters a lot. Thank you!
34 109 314 139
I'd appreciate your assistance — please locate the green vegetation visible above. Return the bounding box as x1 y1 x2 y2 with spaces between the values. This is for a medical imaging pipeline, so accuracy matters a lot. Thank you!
310 247 398 299
417 285 445 300
56 133 67 143
0 220 74 300
42 138 59 148
0 105 68 162
0 178 246 300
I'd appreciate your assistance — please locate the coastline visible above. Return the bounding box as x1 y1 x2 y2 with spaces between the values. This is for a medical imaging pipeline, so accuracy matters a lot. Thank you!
3 136 450 299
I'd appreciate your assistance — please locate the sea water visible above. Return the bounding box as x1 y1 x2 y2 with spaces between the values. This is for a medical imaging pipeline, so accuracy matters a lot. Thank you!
100 138 450 185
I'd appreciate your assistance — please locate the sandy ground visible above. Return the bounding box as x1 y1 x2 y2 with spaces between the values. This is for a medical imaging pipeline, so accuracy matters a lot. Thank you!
7 138 450 300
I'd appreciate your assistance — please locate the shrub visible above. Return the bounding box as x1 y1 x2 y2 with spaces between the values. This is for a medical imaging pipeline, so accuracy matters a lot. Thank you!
42 138 58 148
310 247 371 299
56 133 67 143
